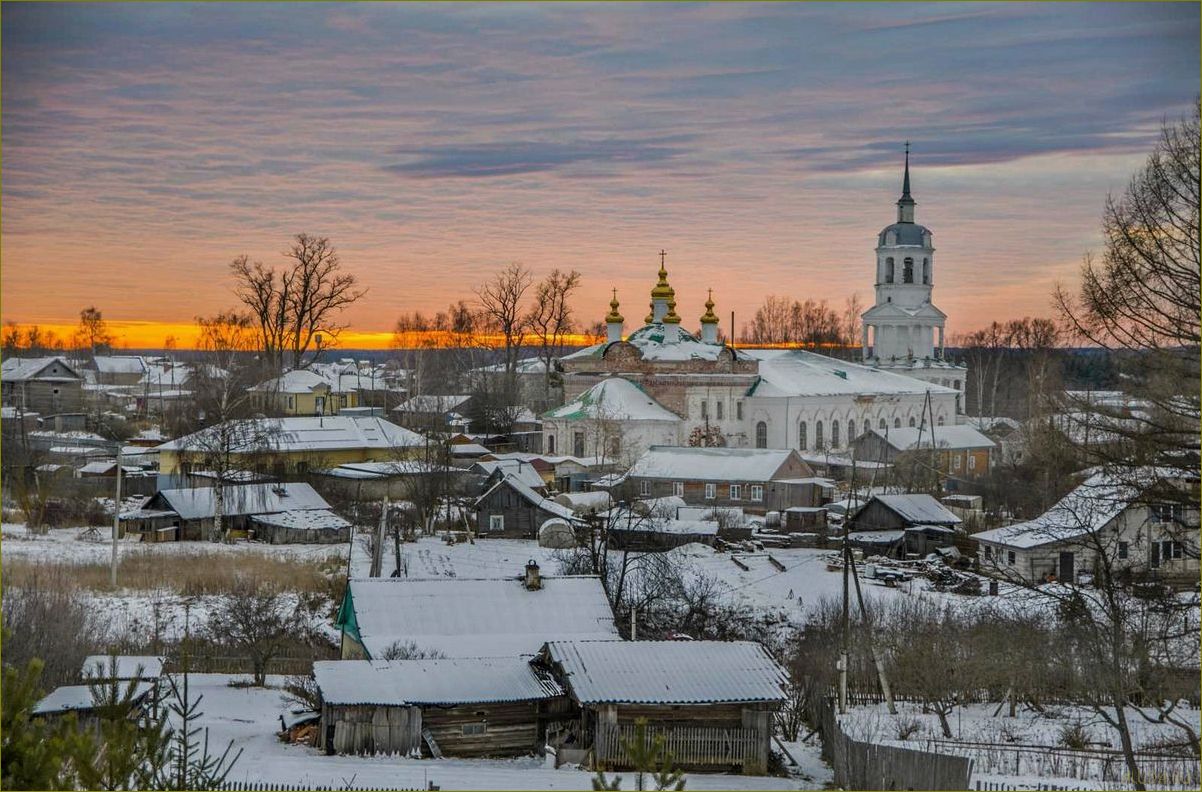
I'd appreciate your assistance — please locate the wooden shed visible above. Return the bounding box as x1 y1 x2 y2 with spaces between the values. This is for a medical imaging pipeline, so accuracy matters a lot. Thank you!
473 473 583 539
536 640 786 775
313 658 568 758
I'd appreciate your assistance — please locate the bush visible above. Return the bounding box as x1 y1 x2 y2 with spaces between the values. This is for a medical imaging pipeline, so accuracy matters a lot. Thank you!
1057 720 1091 751
893 715 923 741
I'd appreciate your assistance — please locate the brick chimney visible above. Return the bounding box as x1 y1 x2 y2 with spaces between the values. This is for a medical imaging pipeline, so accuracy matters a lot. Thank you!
524 560 542 591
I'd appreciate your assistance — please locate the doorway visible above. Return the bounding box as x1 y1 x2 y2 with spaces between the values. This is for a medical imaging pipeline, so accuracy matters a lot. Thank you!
1058 551 1075 584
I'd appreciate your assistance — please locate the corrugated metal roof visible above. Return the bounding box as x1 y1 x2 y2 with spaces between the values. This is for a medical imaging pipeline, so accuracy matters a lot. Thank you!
871 494 961 526
628 446 799 482
153 482 331 520
544 640 786 705
250 509 350 530
33 683 155 715
313 658 562 706
81 655 164 680
346 575 618 660
158 416 424 454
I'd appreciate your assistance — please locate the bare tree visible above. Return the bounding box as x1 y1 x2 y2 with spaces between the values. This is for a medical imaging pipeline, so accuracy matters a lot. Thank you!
204 581 309 686
475 262 532 382
230 234 366 370
526 269 582 406
74 306 114 359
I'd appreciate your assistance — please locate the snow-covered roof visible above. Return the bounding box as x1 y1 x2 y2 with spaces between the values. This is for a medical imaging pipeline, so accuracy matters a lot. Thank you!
553 491 613 513
313 658 562 706
628 446 801 482
145 482 331 520
250 369 343 394
483 451 599 468
450 443 492 456
343 575 619 659
158 416 424 454
847 530 905 544
1 356 81 382
471 459 546 491
563 324 746 364
81 655 164 680
250 509 351 531
473 357 555 375
972 469 1169 550
747 350 956 398
33 683 155 716
77 461 142 475
965 415 1022 433
613 517 720 536
395 394 472 413
477 475 581 523
865 494 961 526
544 377 680 423
543 640 786 705
318 460 452 479
92 356 147 375
872 425 996 451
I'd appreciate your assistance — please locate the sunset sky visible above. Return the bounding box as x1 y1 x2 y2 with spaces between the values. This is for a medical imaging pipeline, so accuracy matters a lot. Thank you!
2 1 1197 349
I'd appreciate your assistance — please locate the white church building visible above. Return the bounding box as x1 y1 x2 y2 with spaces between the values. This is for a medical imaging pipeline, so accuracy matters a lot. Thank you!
550 150 965 461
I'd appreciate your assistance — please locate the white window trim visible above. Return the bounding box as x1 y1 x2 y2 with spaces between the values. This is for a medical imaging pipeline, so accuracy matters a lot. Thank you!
489 515 504 532
729 484 741 500
750 485 763 502
640 480 651 496
704 483 715 500
672 481 684 497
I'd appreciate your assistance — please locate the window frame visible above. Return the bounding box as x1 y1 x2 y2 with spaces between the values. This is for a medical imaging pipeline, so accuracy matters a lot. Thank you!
488 515 504 533
729 484 742 500
672 481 684 497
750 485 763 502
704 483 716 500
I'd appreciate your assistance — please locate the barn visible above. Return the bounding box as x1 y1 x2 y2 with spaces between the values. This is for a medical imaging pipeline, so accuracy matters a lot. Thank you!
121 482 341 542
313 658 569 757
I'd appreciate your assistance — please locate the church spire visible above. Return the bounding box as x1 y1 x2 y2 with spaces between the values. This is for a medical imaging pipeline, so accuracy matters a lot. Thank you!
897 142 915 223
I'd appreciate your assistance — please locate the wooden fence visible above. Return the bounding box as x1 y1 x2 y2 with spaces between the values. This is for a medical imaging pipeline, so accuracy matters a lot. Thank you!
820 697 975 790
975 780 1087 791
163 654 326 677
927 739 1200 787
594 723 765 772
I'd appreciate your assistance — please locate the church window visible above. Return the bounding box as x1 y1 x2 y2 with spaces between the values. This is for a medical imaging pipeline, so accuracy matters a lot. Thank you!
894 417 901 429
547 434 556 454
922 258 930 284
885 258 895 282
831 420 840 448
701 401 708 420
815 421 824 450
937 416 945 426
879 418 887 430
847 420 856 441
716 401 724 420
908 416 916 428
755 421 767 449
573 432 585 458
798 421 807 451
903 258 914 284
736 401 744 420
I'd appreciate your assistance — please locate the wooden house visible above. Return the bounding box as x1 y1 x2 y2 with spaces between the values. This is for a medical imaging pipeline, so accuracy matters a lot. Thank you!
1 356 85 415
626 446 826 516
845 493 962 559
248 369 359 416
973 469 1200 587
336 565 618 660
473 474 582 539
850 424 996 481
606 514 720 551
535 640 786 775
313 658 568 757
121 481 339 541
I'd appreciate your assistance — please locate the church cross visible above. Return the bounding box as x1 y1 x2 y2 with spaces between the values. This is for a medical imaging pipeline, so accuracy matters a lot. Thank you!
659 249 667 267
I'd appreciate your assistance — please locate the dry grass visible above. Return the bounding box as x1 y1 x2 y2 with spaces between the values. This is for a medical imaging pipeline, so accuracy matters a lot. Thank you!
1 550 346 597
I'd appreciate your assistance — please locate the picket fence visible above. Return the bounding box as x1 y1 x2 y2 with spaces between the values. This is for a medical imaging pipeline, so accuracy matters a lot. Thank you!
974 781 1087 791
217 781 437 792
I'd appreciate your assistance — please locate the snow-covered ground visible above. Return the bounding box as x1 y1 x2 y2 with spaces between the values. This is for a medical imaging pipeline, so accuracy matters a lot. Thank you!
190 674 822 790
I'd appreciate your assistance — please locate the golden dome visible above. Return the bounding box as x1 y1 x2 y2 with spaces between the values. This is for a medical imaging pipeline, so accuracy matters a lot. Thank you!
645 300 655 325
700 289 719 324
605 289 624 324
663 298 682 324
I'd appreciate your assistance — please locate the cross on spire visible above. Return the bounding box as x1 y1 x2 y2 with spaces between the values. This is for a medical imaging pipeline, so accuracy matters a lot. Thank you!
659 249 667 267
901 142 912 201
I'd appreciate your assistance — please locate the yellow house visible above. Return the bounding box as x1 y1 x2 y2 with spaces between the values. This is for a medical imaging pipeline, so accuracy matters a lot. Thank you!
249 369 359 416
156 415 426 478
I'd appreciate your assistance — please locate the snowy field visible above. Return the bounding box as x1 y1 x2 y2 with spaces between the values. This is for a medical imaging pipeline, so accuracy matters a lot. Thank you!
190 674 829 790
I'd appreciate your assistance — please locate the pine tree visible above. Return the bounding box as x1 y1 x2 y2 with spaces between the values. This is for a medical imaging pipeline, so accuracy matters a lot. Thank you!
591 719 685 792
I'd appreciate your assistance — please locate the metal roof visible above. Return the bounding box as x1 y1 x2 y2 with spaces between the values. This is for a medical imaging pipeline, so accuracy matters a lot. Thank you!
869 494 962 526
33 683 155 716
877 222 931 247
149 482 330 520
250 508 351 530
313 658 563 706
544 640 786 705
81 655 164 680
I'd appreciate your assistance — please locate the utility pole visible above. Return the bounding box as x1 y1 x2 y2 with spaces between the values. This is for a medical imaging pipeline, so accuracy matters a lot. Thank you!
839 531 849 714
110 446 122 587
370 497 388 577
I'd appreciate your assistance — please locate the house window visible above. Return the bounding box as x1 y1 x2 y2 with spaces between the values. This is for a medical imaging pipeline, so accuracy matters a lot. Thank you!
736 402 744 420
831 420 840 448
287 395 295 409
750 485 763 502
573 432 585 458
704 483 715 500
968 455 976 471
798 421 807 451
730 484 742 500
984 545 993 561
462 722 487 736
1118 541 1129 560
547 434 556 454
954 456 962 470
640 480 651 496
700 401 708 420
755 422 767 449
673 481 684 497
1151 503 1184 523
1007 550 1016 566
815 421 824 450
903 257 914 283
340 394 348 407
716 401 724 420
488 515 504 532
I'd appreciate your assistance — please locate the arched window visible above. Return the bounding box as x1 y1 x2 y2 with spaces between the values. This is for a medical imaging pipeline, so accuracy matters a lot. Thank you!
908 416 916 428
903 257 914 283
798 421 807 451
755 421 767 449
831 420 840 448
815 421 824 450
879 418 887 430
937 416 945 426
922 258 930 284
547 434 556 454
894 417 901 428
885 258 895 283
847 419 856 443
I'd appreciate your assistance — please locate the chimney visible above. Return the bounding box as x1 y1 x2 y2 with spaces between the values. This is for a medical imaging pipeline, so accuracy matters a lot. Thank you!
524 560 542 591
